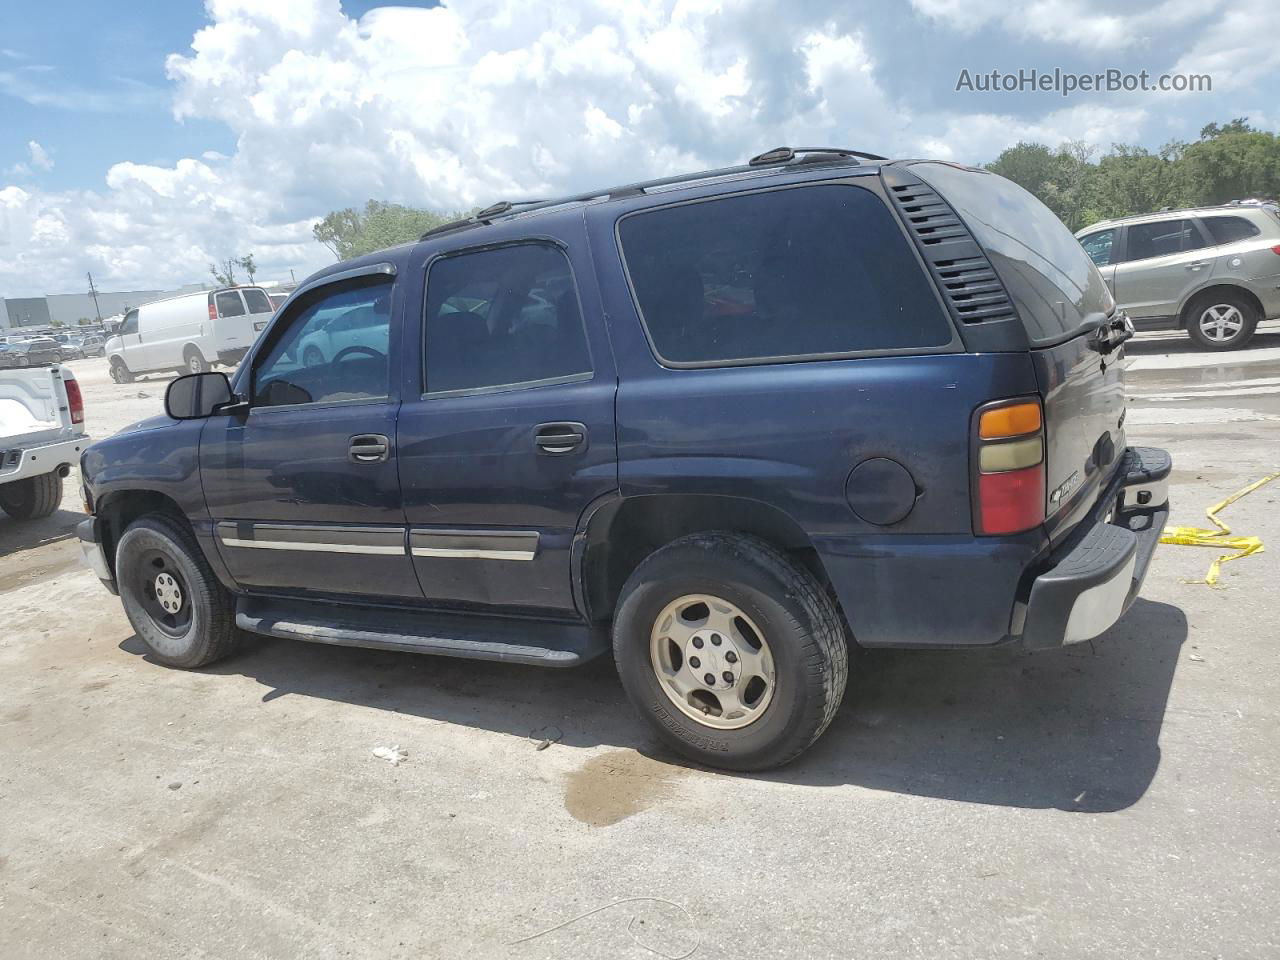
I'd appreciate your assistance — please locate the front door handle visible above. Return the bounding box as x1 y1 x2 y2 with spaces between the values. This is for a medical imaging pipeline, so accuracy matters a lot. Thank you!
534 422 587 455
349 433 391 463
1185 261 1207 271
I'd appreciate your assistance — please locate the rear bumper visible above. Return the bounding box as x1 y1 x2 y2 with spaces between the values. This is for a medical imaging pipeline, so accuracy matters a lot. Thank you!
77 516 117 594
1019 446 1170 649
0 435 88 485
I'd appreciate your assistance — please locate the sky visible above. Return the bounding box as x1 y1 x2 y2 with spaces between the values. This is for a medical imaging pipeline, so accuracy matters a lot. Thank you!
1 0 1277 298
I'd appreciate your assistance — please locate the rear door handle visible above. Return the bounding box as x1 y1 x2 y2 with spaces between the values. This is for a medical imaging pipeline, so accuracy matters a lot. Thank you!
349 433 391 463
534 422 587 455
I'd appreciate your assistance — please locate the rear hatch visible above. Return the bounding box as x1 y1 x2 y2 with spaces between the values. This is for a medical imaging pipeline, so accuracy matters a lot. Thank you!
908 162 1127 544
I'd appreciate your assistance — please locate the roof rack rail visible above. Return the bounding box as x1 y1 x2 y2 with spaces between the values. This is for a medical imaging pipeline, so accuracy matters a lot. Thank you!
748 146 889 166
419 148 885 241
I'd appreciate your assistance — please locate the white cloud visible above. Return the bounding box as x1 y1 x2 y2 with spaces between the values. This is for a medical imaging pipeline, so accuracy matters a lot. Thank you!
909 0 1215 51
0 0 1274 298
27 141 53 171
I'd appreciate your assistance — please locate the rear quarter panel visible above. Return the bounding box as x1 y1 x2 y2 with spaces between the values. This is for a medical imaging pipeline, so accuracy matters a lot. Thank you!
587 191 1047 646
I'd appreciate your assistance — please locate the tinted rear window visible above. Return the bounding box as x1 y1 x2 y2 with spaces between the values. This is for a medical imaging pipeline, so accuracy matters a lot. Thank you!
1202 215 1261 245
911 163 1114 345
215 291 246 317
618 184 953 365
242 288 273 313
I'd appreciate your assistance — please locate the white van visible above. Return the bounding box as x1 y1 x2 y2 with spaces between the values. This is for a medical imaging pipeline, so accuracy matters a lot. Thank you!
106 286 275 383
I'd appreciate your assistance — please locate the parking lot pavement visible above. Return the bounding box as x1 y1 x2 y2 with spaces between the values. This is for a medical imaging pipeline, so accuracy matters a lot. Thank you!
2 348 1278 959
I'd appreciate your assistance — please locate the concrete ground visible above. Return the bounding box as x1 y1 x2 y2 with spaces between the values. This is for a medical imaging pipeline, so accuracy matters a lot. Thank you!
2 330 1279 959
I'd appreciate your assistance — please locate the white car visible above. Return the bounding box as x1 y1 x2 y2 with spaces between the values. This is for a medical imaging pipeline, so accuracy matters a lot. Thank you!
294 302 391 367
106 286 275 383
0 364 88 521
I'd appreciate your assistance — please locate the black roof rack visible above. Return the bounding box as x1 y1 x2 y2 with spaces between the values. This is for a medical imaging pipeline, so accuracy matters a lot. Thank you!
420 147 887 240
748 146 888 165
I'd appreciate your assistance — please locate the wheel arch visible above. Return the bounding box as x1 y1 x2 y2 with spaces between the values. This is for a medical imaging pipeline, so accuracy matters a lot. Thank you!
575 493 839 625
96 488 192 579
1177 283 1264 328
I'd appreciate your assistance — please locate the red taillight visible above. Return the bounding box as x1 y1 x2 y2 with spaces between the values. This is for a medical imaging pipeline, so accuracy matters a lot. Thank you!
974 398 1045 535
208 300 218 321
1271 244 1280 256
65 376 84 425
977 465 1045 534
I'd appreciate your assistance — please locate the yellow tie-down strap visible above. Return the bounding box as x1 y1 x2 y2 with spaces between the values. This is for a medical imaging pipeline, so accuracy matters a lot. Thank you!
1159 472 1278 586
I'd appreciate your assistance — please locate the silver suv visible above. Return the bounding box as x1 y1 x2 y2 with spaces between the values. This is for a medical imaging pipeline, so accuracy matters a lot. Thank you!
1076 202 1280 350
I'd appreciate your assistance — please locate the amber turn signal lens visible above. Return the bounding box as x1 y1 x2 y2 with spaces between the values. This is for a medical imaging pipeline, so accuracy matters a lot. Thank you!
979 401 1042 439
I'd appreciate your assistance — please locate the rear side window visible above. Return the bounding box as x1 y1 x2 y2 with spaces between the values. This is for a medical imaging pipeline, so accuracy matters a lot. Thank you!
1201 215 1261 245
242 288 273 314
1126 219 1205 261
215 291 246 318
618 185 952 365
423 243 592 395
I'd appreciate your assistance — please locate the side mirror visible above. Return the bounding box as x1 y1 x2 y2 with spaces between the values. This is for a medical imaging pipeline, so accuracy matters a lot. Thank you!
165 372 236 420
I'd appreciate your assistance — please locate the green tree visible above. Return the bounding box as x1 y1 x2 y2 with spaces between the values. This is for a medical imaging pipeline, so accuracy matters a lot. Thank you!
985 141 1096 230
237 253 258 283
1182 120 1280 205
1086 142 1191 223
209 257 238 286
313 200 464 260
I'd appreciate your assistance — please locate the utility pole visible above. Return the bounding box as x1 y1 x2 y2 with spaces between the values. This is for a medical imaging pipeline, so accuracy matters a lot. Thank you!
87 272 103 323
289 269 296 283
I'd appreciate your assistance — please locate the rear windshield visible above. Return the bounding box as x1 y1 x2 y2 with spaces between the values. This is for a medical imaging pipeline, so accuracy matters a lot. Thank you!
618 184 954 366
911 162 1114 345
242 288 273 314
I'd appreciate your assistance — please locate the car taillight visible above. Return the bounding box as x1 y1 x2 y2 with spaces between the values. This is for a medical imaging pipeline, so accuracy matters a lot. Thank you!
65 376 85 425
208 300 218 321
1271 244 1280 255
974 398 1044 535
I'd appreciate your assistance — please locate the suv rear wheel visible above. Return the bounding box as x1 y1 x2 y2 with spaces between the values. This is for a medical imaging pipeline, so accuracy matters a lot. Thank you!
1185 291 1258 350
613 533 848 771
115 514 240 668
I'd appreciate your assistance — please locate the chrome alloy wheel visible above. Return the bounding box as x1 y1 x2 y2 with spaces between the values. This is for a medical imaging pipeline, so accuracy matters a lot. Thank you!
649 594 776 730
1199 303 1245 342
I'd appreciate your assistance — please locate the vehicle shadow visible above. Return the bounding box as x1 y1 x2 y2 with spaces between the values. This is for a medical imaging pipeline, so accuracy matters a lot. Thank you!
118 597 1185 813
0 507 82 556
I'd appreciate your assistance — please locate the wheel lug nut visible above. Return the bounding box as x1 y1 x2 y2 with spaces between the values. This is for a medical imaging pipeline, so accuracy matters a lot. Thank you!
725 651 738 663
692 637 704 649
711 634 722 646
689 656 701 669
703 673 715 685
722 671 734 684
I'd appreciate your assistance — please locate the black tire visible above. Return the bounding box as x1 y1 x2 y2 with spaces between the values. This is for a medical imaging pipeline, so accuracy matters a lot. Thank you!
115 514 240 669
183 348 210 374
302 346 324 368
0 471 63 520
1185 291 1258 350
110 359 134 384
613 532 848 771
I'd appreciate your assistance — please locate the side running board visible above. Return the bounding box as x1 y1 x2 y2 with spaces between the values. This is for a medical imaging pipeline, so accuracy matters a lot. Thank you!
235 596 609 668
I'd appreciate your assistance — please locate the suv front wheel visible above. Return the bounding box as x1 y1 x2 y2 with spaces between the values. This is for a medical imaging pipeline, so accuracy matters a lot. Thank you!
116 514 240 668
1185 291 1258 350
613 533 848 771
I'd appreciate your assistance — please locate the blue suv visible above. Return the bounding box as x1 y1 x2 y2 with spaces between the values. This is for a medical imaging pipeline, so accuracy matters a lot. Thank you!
78 148 1170 770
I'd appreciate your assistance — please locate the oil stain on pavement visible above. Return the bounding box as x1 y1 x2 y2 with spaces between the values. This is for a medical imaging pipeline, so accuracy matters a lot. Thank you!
564 749 688 826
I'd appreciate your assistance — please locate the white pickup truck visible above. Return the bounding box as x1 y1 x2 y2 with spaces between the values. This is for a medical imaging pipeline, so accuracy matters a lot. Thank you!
0 365 88 521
